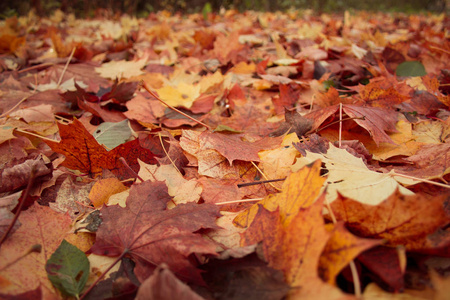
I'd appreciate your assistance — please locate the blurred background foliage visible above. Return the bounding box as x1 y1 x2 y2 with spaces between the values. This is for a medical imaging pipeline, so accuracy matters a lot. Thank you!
0 0 447 19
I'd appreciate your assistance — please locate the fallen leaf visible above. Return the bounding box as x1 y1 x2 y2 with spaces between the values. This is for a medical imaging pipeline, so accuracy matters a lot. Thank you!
138 161 202 204
88 178 128 208
318 222 382 284
357 246 405 292
90 181 220 283
135 264 204 300
234 160 325 228
92 120 132 150
95 58 147 80
329 189 448 250
50 176 94 218
45 239 90 298
0 203 72 299
45 119 157 179
241 194 352 299
292 143 414 205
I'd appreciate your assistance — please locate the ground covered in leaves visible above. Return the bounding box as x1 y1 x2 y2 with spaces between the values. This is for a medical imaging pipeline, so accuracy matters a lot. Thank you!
0 8 449 300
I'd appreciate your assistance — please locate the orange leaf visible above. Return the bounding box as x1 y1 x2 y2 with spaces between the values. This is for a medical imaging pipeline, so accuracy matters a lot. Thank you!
0 203 72 299
318 222 383 284
234 160 325 228
330 189 448 250
89 178 128 208
241 194 352 299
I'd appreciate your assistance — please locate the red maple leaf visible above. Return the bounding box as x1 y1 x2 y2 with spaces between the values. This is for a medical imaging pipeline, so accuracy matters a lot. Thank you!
45 119 157 179
90 181 221 283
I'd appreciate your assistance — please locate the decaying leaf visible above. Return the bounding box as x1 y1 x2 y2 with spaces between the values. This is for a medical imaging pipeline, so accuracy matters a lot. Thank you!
90 181 221 283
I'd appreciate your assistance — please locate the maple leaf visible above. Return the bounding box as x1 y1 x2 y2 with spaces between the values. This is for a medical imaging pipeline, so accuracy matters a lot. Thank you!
234 160 325 228
0 203 72 299
138 162 202 205
241 194 352 299
305 104 398 145
330 189 448 250
45 119 157 179
318 222 382 284
90 181 221 283
292 143 414 205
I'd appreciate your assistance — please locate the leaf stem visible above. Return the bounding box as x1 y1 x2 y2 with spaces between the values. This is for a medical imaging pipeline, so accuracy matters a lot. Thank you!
140 81 212 131
119 157 144 183
0 165 37 247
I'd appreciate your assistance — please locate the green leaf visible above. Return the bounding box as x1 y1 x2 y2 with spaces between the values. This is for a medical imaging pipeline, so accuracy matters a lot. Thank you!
396 61 426 77
93 119 132 150
46 240 90 298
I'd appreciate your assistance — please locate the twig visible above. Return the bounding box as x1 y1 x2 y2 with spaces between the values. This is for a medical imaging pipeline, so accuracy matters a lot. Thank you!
251 161 283 191
428 45 450 55
56 46 76 88
390 171 450 189
338 103 342 148
140 81 212 131
237 178 286 188
215 198 264 206
14 128 59 142
0 96 29 118
18 62 53 74
0 166 37 247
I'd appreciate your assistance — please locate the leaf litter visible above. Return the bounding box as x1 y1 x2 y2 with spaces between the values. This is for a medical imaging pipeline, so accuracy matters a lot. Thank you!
0 8 449 300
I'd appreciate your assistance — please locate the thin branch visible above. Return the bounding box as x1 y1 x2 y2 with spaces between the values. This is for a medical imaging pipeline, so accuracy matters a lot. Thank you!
237 178 286 188
251 161 282 191
140 81 212 131
215 198 264 206
0 166 37 247
390 171 450 189
14 128 59 142
57 46 76 88
0 96 29 118
338 103 342 148
18 62 53 74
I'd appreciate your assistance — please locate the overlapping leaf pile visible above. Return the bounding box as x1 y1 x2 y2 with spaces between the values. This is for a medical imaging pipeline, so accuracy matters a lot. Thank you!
0 9 449 300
